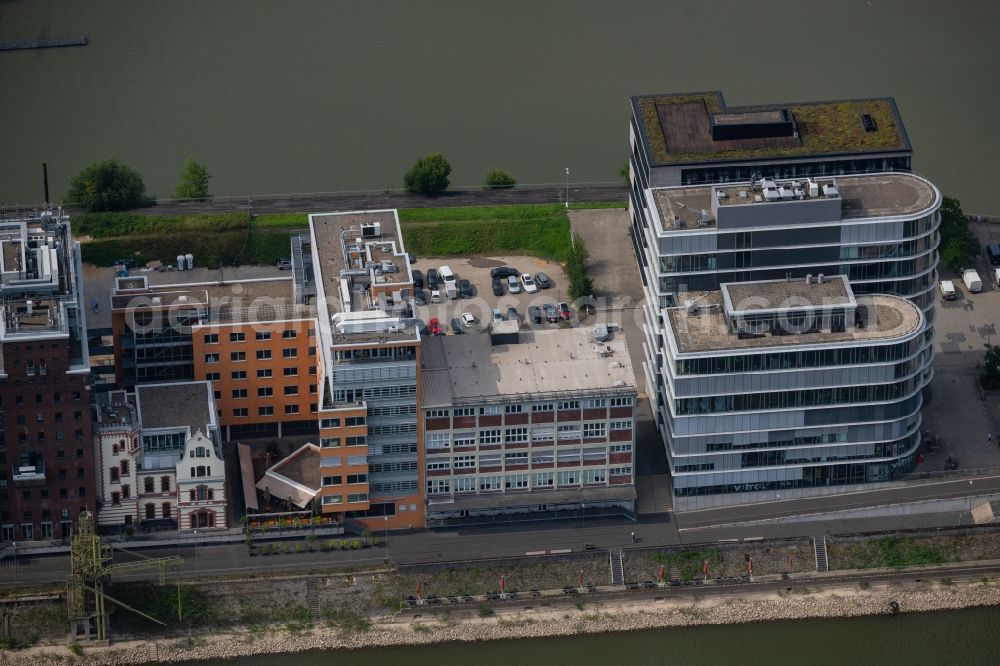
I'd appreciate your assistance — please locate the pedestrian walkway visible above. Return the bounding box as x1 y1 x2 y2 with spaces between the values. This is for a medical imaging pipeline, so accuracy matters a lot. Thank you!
636 475 672 514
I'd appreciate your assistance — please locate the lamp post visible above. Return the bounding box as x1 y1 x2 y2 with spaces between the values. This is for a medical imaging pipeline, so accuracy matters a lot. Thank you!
564 168 570 209
192 530 199 574
581 502 585 530
383 515 389 563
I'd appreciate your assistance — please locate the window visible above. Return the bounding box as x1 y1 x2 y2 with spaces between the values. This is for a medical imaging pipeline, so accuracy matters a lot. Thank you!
610 397 633 407
533 472 554 487
308 328 316 337
609 444 632 453
453 477 476 493
557 424 581 439
320 418 341 429
346 436 366 446
283 348 298 358
346 474 367 484
309 365 317 375
308 346 317 357
453 455 476 469
256 350 272 360
427 479 451 495
479 405 500 415
203 334 219 344
120 460 130 476
144 477 154 492
505 473 529 489
581 468 606 484
320 437 340 448
257 368 273 378
345 416 365 427
610 420 632 431
204 353 220 363
232 389 248 399
583 422 607 439
162 502 171 518
531 403 554 412
346 455 367 465
609 466 632 477
478 475 502 491
427 409 450 418
232 408 248 417
479 429 501 445
504 452 528 466
231 370 247 380
283 367 298 376
283 386 299 396
504 404 523 414
230 351 246 361
559 400 580 410
214 391 222 400
284 404 300 415
557 471 579 486
309 384 317 394
505 427 528 443
205 372 221 381
258 387 274 397
454 407 475 417
427 432 450 449
282 330 297 339
453 433 476 447
584 398 606 408
322 475 342 486
322 495 344 505
229 332 245 342
110 466 120 482
255 331 272 341
121 485 130 499
161 476 171 492
347 493 368 503
531 428 554 442
146 503 156 519
427 459 451 471
111 492 120 506
258 406 275 416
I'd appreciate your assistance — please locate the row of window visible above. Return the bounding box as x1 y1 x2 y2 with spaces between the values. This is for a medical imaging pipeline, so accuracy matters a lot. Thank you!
9 486 86 502
206 367 318 381
10 410 84 424
9 428 85 443
426 467 632 495
320 435 367 448
5 392 83 407
320 474 368 486
204 329 309 343
425 421 633 448
672 340 920 376
232 404 309 417
427 398 633 418
674 378 918 415
319 416 367 429
427 445 628 470
204 348 312 362
225 385 314 398
321 492 369 505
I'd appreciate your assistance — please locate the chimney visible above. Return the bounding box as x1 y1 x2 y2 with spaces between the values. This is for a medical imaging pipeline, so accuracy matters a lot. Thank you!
817 273 825 284
805 274 813 285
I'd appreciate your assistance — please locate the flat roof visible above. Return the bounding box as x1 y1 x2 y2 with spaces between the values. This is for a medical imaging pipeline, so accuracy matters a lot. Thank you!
651 172 937 231
632 91 910 166
721 276 854 314
135 381 215 433
667 293 922 354
421 327 637 407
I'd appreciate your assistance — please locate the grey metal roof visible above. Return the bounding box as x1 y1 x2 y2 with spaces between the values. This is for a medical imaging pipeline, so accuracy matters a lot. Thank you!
136 381 214 433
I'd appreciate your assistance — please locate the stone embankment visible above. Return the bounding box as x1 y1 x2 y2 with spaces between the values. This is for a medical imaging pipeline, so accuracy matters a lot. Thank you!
8 580 1000 665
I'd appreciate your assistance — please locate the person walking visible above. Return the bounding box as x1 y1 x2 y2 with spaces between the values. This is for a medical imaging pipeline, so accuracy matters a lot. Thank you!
630 531 636 543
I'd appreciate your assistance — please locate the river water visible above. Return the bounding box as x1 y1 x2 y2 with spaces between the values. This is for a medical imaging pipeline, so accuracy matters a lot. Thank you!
1 1 998 211
224 607 1000 666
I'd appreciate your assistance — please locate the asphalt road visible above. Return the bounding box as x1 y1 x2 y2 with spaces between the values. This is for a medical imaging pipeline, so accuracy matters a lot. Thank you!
82 184 629 217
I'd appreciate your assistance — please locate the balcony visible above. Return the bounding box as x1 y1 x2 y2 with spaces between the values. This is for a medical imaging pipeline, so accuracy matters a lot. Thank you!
13 463 46 484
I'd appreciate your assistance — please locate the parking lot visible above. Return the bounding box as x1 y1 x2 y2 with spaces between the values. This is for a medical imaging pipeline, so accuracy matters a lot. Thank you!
410 254 572 331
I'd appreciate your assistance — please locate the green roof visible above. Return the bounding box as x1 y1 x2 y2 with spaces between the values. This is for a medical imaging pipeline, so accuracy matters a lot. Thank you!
634 91 910 166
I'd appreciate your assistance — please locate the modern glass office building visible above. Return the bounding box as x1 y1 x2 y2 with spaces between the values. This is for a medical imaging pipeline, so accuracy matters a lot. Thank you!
661 276 926 499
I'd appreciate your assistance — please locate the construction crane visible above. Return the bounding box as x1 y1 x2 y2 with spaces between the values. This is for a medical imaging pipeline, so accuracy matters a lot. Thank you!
67 511 183 644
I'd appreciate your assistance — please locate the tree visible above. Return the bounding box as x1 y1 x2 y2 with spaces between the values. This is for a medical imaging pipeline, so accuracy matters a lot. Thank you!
173 157 212 201
64 159 149 212
619 158 630 183
404 153 451 195
566 232 593 300
938 195 979 272
483 167 516 189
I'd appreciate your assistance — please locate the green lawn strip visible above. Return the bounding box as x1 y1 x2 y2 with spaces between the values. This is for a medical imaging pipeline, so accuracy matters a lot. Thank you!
832 537 950 570
649 548 720 581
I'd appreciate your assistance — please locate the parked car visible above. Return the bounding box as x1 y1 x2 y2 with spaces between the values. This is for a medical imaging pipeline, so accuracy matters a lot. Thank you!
492 277 504 296
277 259 292 270
462 312 478 328
507 307 521 322
535 271 552 289
521 273 538 293
451 318 464 334
559 302 572 321
412 269 424 289
414 290 428 305
528 305 542 324
458 279 473 298
543 303 559 322
427 268 440 289
490 266 520 279
430 289 442 303
491 307 504 323
428 317 443 335
507 275 522 294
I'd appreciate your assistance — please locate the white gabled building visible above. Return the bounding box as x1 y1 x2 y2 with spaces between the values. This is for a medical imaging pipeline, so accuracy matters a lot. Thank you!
175 429 227 529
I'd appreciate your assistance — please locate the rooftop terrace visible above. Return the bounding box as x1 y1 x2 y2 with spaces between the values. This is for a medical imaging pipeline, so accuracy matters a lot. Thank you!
667 292 921 354
633 91 909 166
421 327 637 407
721 275 855 314
651 172 937 232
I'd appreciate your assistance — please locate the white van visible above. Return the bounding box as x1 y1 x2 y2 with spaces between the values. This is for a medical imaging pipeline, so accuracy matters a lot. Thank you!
963 269 983 293
939 280 956 300
439 266 458 299
430 289 442 303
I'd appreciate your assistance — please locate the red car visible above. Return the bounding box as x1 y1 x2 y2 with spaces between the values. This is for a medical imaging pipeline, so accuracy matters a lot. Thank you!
428 317 443 335
558 302 572 321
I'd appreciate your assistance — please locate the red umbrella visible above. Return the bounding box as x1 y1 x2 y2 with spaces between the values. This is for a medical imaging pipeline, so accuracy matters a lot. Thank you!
703 560 709 578
748 558 754 576
499 575 506 593
416 581 422 597
658 564 665 583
